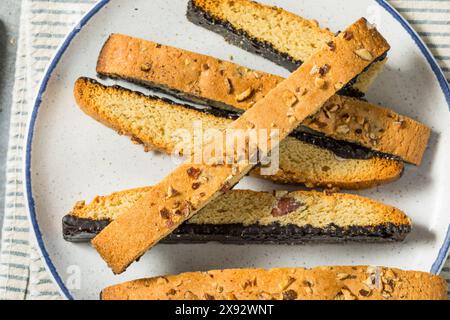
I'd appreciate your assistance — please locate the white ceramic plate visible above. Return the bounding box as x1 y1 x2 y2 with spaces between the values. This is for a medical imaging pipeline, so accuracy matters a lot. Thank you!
25 0 450 300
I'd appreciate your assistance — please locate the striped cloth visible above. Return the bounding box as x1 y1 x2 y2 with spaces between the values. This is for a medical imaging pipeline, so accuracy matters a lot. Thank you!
0 0 449 300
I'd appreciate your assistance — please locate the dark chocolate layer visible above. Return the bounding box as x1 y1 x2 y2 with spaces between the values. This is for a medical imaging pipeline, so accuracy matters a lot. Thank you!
63 214 410 244
91 77 399 161
62 215 110 242
186 0 386 99
289 129 399 161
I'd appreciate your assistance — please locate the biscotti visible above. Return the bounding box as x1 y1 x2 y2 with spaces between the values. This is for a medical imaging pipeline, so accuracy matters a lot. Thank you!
89 18 390 274
63 188 412 243
97 34 430 165
186 0 387 96
101 266 448 300
75 78 403 189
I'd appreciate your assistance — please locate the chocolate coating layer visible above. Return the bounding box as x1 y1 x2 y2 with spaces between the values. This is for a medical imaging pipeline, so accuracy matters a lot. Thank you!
63 215 410 244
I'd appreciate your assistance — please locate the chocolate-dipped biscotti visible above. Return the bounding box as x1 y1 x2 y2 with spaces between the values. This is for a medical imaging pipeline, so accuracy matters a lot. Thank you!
75 78 403 189
101 266 448 300
186 0 387 96
88 18 391 274
63 188 412 243
97 34 430 165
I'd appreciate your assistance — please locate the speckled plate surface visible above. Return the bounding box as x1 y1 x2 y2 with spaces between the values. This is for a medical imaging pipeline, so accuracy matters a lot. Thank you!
24 0 450 299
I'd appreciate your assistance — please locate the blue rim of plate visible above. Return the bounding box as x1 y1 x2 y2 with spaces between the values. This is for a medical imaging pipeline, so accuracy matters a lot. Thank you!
373 0 450 275
25 0 110 300
24 0 450 300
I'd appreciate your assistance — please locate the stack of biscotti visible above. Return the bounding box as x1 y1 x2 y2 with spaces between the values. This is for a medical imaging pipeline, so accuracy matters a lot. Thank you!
88 18 393 274
69 4 444 299
63 188 412 243
101 267 448 300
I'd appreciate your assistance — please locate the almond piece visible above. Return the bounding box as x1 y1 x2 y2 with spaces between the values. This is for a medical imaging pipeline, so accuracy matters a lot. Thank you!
315 77 326 89
336 125 350 134
167 186 180 199
310 64 320 75
282 91 298 108
337 273 351 280
355 48 373 61
334 82 344 90
140 62 152 72
224 78 233 94
236 87 253 102
184 291 199 300
156 277 168 285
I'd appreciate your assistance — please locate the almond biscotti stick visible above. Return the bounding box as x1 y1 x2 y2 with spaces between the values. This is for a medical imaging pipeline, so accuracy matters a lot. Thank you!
89 18 390 274
101 266 448 300
97 34 429 165
63 188 412 243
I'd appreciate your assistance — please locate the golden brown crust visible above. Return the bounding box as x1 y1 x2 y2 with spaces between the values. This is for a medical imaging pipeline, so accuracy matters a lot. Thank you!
88 19 390 274
74 78 403 190
97 34 429 164
71 188 412 228
304 95 430 166
101 266 448 300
